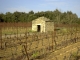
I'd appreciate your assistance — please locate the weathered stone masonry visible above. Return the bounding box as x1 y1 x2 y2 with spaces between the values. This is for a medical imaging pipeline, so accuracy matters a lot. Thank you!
32 17 54 32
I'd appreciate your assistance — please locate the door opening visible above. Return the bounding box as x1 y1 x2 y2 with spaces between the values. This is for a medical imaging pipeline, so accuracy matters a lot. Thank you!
37 25 41 32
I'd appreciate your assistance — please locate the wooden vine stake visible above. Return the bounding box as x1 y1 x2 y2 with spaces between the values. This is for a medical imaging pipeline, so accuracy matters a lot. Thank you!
23 45 29 60
23 30 30 60
0 25 2 49
52 31 54 52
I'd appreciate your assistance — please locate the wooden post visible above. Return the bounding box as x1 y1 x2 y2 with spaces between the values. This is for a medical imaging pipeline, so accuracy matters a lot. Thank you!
23 45 29 60
52 31 54 52
54 31 57 51
24 31 29 60
0 24 2 49
17 22 18 41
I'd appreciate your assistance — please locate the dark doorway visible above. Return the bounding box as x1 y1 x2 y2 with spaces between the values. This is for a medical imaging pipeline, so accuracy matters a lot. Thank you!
37 25 41 32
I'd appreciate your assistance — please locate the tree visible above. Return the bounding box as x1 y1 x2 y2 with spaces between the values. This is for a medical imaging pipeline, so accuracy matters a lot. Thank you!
0 9 80 24
0 13 4 22
29 10 34 14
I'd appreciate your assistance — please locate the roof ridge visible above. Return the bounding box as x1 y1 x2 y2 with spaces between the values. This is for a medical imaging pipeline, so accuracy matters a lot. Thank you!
37 16 50 21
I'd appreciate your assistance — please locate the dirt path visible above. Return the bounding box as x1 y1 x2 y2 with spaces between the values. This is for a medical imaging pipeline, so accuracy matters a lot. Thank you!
22 42 80 60
45 42 80 60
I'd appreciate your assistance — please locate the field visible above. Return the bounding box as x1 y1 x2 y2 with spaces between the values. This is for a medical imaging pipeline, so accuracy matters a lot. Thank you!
0 23 80 60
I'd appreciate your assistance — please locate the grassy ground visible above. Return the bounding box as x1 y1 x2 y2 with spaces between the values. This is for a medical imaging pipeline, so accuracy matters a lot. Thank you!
2 27 32 35
1 26 80 35
55 27 80 36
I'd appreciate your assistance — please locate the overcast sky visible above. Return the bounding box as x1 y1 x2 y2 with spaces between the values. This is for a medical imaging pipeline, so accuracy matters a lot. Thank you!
0 0 80 17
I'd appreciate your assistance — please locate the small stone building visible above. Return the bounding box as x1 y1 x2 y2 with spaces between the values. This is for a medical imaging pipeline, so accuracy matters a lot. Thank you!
32 17 54 32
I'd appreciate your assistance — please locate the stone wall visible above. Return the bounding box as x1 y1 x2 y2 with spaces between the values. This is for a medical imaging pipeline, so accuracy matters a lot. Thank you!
32 19 45 32
45 21 54 32
32 17 54 32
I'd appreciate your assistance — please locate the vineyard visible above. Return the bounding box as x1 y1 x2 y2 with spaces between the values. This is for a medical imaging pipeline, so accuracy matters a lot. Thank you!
0 23 80 60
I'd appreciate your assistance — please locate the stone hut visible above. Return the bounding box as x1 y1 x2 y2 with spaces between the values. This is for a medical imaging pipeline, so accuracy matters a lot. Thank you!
32 17 54 32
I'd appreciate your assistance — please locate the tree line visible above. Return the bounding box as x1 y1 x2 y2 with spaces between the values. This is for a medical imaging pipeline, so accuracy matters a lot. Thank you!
0 9 80 24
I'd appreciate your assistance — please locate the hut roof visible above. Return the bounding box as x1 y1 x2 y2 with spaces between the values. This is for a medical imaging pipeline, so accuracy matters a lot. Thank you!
33 16 52 21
